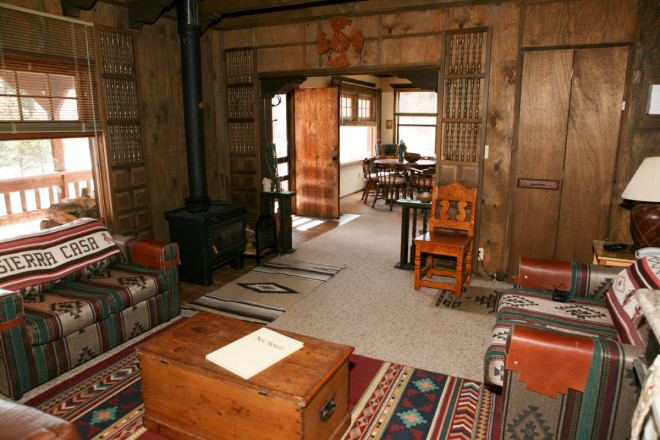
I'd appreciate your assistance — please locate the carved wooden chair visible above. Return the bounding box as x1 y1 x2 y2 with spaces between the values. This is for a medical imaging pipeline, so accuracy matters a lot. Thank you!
372 163 406 210
414 182 477 297
361 157 378 205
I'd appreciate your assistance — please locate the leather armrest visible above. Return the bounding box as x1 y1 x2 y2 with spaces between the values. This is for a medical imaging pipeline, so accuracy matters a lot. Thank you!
0 288 24 330
505 325 594 398
130 239 180 269
0 399 81 440
511 257 572 291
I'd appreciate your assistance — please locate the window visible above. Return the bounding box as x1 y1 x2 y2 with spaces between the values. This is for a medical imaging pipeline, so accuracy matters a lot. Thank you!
0 4 101 238
394 89 437 157
358 97 372 119
341 95 353 120
340 126 374 164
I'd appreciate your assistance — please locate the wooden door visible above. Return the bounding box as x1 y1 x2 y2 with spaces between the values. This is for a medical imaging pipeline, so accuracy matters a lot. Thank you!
555 46 629 262
293 88 339 219
509 47 628 272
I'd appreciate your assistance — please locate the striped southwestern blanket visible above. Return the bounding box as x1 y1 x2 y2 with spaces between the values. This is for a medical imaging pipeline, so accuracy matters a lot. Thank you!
183 258 344 324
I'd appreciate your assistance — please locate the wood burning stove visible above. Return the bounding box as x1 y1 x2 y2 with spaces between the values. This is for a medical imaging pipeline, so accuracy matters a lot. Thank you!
165 0 247 286
166 203 246 286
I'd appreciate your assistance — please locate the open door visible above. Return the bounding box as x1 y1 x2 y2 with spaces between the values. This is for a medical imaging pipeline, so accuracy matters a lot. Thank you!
293 87 340 219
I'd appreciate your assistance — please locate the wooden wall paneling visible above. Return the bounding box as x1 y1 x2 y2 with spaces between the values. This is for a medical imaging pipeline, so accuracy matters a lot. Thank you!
507 49 573 272
523 0 638 48
476 2 520 275
201 30 227 202
555 46 629 263
608 0 658 244
132 19 186 241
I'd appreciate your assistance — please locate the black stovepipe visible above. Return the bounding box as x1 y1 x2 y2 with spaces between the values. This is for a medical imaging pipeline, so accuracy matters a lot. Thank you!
177 0 210 212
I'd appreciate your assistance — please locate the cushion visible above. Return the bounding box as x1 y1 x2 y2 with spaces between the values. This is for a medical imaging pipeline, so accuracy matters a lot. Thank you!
0 218 120 292
485 288 617 387
23 264 167 345
605 255 660 346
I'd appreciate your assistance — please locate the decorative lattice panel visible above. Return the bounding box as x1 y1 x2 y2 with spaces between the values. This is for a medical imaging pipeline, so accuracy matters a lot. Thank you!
440 29 489 164
107 124 143 166
97 28 144 168
226 48 255 155
226 50 253 85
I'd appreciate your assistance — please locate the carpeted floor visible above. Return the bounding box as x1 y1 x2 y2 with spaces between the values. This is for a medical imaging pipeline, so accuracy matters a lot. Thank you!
24 328 499 440
268 193 511 382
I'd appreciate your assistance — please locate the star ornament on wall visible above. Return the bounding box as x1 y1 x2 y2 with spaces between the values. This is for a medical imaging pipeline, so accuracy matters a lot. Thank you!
317 16 364 67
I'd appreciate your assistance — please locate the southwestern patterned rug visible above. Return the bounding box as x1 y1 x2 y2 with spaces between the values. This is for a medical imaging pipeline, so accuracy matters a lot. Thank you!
183 257 344 324
435 285 503 314
24 339 499 439
344 361 500 440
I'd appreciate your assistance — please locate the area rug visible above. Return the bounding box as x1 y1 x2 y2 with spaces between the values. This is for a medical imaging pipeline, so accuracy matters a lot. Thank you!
344 361 501 440
25 342 499 440
183 257 344 324
434 285 503 314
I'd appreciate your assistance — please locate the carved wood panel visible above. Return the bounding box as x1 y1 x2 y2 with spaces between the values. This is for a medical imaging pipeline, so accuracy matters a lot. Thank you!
96 27 152 237
226 48 259 224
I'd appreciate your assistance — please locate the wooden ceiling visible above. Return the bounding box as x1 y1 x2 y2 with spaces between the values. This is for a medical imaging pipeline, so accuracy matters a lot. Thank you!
63 0 485 31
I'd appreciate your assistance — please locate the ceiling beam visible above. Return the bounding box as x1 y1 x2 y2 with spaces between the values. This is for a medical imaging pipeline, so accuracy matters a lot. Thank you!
128 0 175 29
61 0 98 17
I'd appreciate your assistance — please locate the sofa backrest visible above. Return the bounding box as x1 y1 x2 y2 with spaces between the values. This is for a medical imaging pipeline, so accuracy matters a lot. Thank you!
0 218 120 292
606 255 660 346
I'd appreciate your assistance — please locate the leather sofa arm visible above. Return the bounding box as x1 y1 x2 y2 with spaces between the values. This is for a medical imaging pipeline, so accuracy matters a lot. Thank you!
0 399 81 440
127 239 181 270
501 324 644 439
511 257 573 290
110 235 181 319
505 325 595 397
112 235 180 269
0 288 24 329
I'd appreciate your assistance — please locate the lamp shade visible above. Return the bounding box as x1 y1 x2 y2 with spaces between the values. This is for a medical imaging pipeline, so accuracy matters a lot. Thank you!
621 157 660 202
622 156 660 248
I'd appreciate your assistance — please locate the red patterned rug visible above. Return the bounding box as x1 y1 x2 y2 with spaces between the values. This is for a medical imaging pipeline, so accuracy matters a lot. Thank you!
344 362 500 440
24 323 499 440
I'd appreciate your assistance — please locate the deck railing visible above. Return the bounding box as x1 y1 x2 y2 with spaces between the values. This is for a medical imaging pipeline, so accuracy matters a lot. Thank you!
0 171 94 226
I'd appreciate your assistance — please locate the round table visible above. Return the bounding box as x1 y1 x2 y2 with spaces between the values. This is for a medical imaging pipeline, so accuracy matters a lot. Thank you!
374 158 436 170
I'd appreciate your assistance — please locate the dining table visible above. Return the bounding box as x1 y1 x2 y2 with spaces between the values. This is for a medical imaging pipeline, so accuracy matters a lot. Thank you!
374 158 436 170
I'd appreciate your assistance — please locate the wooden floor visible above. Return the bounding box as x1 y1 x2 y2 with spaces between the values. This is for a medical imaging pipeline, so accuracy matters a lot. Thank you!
179 214 342 305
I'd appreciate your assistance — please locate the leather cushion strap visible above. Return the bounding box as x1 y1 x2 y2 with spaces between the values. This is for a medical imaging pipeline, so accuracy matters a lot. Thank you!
132 239 180 269
0 315 25 331
512 257 572 291
505 325 594 398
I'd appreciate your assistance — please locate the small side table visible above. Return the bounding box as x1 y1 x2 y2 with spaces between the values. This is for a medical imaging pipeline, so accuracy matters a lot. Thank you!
395 198 431 270
261 191 295 254
592 240 636 267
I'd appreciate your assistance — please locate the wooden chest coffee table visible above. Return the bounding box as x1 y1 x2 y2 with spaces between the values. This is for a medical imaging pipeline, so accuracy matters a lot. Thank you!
137 312 354 440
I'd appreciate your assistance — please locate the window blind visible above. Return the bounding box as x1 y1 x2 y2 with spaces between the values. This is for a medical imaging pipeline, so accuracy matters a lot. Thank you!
0 4 100 136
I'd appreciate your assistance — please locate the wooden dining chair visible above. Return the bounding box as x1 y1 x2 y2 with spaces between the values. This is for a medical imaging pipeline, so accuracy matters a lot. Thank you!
361 157 378 205
414 182 477 297
408 167 435 198
372 163 406 210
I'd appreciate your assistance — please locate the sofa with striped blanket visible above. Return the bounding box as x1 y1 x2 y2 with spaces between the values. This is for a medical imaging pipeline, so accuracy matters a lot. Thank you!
0 218 180 399
485 255 660 440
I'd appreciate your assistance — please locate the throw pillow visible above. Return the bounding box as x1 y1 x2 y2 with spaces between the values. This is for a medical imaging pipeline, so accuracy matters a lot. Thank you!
606 255 660 346
0 218 120 291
